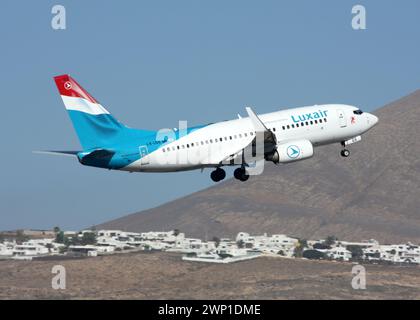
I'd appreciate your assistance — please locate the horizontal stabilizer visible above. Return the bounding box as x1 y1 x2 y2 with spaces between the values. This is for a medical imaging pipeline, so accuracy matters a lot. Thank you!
33 150 79 157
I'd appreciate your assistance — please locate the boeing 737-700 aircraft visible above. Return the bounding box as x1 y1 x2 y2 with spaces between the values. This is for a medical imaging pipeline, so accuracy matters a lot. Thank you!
41 75 378 182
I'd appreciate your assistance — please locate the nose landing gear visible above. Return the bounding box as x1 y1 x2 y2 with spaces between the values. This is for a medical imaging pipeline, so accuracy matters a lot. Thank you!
340 142 350 157
340 149 350 157
210 168 226 182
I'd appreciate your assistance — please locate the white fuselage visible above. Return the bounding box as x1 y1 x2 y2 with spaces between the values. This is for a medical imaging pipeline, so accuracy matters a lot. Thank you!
123 104 378 172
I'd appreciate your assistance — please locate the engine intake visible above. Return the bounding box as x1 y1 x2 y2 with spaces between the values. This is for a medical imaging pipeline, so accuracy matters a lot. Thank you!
267 139 314 163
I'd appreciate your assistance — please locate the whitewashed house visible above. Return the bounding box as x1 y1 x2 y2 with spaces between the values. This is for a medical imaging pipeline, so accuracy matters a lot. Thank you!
326 247 352 261
68 245 98 256
97 230 124 238
0 243 14 257
379 244 420 264
236 232 298 256
142 240 173 250
215 239 246 257
96 236 131 250
140 231 179 241
168 238 216 254
25 239 64 254
13 242 49 256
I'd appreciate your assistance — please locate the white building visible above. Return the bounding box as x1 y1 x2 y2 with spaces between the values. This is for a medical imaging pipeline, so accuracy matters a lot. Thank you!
97 230 124 238
139 230 185 244
0 243 14 256
96 236 130 249
68 245 99 256
379 244 420 264
142 241 173 251
96 230 183 249
236 232 298 257
168 238 216 254
13 243 49 256
326 247 352 261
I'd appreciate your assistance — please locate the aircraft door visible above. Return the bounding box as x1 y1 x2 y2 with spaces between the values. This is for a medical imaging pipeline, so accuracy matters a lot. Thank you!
139 145 149 165
337 109 347 128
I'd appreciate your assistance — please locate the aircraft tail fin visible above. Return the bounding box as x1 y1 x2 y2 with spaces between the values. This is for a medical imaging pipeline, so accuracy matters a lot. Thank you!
54 74 126 150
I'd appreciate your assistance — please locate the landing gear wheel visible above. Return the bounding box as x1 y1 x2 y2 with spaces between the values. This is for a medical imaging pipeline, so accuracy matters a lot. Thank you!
340 149 350 158
210 168 226 182
234 168 250 182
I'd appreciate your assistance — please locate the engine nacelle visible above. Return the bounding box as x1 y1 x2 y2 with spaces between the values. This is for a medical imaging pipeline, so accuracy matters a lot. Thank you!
269 139 314 163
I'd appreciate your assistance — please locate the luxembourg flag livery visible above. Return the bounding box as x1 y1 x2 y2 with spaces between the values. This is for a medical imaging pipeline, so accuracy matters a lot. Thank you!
54 74 126 150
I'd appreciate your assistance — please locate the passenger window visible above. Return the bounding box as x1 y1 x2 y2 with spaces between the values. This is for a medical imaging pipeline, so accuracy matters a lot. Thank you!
282 126 285 130
310 121 313 125
291 124 295 128
315 120 318 124
324 118 327 122
319 119 323 123
287 125 290 129
296 124 299 128
220 138 223 142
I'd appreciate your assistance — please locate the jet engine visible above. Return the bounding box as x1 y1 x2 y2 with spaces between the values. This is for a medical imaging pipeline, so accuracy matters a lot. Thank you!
266 139 314 163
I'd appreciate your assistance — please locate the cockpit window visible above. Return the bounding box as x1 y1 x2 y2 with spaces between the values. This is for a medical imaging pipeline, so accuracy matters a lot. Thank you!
353 109 364 115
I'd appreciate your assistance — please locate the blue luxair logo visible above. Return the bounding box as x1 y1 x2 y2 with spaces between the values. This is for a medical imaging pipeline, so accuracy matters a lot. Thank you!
287 145 300 159
291 110 328 123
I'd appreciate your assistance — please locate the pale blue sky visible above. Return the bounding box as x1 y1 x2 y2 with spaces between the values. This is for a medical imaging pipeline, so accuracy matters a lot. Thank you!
0 1 419 231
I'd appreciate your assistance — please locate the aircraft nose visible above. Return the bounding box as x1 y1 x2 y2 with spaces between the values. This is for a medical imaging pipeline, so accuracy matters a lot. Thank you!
367 113 379 127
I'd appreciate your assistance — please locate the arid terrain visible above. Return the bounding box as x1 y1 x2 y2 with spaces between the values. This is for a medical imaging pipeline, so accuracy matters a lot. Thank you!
0 252 419 299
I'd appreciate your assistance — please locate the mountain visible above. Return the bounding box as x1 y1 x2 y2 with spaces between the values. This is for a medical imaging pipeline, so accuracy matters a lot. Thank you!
98 90 420 243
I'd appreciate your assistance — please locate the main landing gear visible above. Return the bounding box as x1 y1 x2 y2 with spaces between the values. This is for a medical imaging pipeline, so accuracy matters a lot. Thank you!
233 167 249 182
210 168 226 182
210 167 249 182
340 142 350 158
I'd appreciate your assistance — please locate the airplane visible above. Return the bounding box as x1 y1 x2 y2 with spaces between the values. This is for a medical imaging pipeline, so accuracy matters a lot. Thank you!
40 74 379 182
